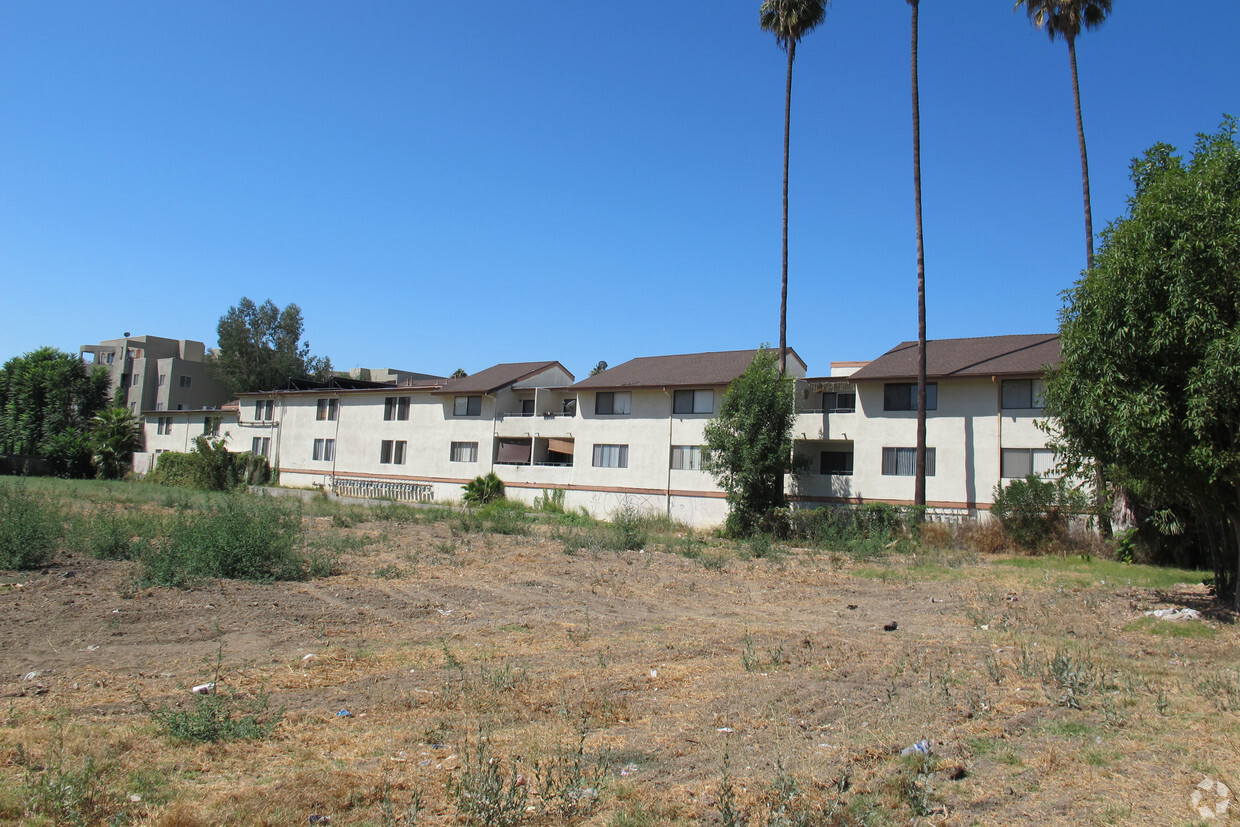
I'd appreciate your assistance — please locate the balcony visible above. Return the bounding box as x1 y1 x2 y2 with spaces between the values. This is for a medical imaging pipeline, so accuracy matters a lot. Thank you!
793 408 856 442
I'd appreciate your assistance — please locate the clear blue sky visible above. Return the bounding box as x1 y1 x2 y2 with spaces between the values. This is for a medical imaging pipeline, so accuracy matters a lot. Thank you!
2 1 1236 380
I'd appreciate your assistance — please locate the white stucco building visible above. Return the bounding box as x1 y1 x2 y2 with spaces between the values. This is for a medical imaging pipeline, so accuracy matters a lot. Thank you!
136 336 1062 527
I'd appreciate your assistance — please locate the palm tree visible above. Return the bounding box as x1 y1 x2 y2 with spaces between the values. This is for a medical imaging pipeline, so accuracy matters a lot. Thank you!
907 0 928 512
1015 0 1112 270
760 0 828 376
89 406 142 480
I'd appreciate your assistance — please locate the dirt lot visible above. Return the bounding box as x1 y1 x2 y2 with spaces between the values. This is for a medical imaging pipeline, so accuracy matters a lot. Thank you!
1 496 1238 826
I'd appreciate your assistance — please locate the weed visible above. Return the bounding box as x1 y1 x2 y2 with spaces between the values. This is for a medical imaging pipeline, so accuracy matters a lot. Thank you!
1044 647 1098 709
533 730 608 818
608 503 649 551
533 487 566 514
373 564 408 579
478 500 532 536
743 533 781 560
140 645 284 742
1197 670 1240 712
714 746 744 827
78 507 159 561
441 639 462 669
448 728 529 827
893 754 937 818
701 552 728 571
0 481 63 569
17 733 126 826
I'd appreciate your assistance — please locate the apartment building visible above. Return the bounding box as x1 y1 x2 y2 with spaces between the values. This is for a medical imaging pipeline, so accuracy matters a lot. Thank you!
136 336 1062 527
134 402 240 475
80 334 229 414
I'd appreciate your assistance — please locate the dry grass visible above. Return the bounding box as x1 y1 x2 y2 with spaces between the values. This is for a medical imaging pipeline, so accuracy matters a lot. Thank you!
0 489 1236 826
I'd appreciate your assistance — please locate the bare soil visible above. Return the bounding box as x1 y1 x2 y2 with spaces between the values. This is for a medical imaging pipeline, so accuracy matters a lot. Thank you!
1 511 1237 826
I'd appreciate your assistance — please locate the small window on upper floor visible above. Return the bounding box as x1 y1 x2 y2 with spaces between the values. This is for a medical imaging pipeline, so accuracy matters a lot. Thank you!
673 389 713 415
822 391 856 413
317 398 339 421
1001 379 1046 410
595 391 630 415
454 396 481 416
521 398 535 415
883 383 937 412
179 375 192 388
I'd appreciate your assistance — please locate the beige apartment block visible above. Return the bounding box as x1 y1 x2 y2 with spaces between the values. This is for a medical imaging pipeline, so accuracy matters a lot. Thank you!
80 334 229 415
134 403 240 475
136 338 1062 529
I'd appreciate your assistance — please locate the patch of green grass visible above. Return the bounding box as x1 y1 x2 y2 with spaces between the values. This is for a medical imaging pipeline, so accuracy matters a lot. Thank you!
1042 720 1097 737
993 556 1206 589
0 481 64 569
1123 616 1217 639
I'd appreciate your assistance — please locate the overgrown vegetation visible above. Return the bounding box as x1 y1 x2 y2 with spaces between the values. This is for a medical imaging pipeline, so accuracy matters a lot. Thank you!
0 481 63 569
140 645 284 742
463 472 505 506
990 475 1088 550
147 435 271 491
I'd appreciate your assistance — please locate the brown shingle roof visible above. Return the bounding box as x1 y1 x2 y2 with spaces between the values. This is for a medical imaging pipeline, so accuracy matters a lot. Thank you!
433 361 572 395
574 348 806 390
847 334 1060 381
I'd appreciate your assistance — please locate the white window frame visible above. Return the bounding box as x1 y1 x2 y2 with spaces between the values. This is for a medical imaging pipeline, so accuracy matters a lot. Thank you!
673 389 714 415
881 447 936 476
450 441 479 463
883 383 937 412
251 437 270 457
595 391 630 415
156 416 173 435
317 398 339 421
1001 379 1046 410
592 444 628 468
671 445 703 470
454 396 482 417
1001 448 1056 478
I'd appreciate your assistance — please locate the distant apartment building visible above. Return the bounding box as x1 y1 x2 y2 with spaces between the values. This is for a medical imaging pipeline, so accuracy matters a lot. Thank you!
134 335 1063 527
80 334 229 414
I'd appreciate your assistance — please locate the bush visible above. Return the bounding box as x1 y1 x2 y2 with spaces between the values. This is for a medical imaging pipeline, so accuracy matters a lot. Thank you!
991 475 1088 551
0 482 63 569
957 519 1007 554
607 503 649 551
147 436 270 491
141 495 309 586
80 508 160 561
463 472 504 506
142 645 284 742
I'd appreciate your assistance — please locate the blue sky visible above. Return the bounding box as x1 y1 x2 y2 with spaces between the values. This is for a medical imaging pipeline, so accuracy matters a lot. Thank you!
2 1 1236 380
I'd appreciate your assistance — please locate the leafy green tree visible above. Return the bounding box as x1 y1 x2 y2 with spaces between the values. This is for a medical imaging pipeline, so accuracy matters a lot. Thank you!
0 347 109 476
451 368 468 379
1015 0 1112 270
760 0 828 376
1044 119 1240 607
90 406 142 480
703 348 802 536
210 298 332 395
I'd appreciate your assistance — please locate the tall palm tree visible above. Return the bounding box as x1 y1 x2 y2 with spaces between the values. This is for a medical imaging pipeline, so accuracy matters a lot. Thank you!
1015 0 1112 270
1017 0 1113 536
760 0 828 376
907 0 928 511
89 406 142 480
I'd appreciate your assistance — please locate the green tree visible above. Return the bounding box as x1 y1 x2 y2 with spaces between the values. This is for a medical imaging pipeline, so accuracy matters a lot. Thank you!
1043 119 1240 607
703 348 802 536
90 406 142 480
760 0 828 376
209 298 332 395
451 368 468 379
1015 0 1112 271
0 347 109 476
906 0 929 512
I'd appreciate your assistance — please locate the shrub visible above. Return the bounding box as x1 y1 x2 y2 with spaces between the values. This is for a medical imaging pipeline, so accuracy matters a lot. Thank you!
147 436 271 491
80 508 160 561
142 646 284 742
463 472 504 506
534 487 567 513
0 482 63 569
991 475 1088 551
957 519 1007 554
477 500 532 536
141 495 308 586
607 503 649 551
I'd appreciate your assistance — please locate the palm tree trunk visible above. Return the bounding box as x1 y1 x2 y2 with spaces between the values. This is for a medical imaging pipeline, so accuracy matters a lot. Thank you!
1067 36 1093 270
778 41 795 378
911 0 927 514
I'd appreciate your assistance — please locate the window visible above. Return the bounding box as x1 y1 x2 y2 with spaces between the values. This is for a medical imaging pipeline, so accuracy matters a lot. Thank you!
454 396 481 416
176 404 184 411
179 375 192 388
671 445 702 470
1001 448 1056 478
450 441 478 463
595 391 630 415
317 398 339 421
251 437 270 457
381 440 407 464
820 450 854 475
254 400 274 421
156 416 173 435
882 447 936 476
592 444 628 468
384 396 411 420
883 383 937 411
203 416 220 436
521 398 535 416
1001 379 1046 410
132 374 141 387
823 391 856 413
158 373 166 386
312 438 335 462
155 402 164 411
673 389 714 414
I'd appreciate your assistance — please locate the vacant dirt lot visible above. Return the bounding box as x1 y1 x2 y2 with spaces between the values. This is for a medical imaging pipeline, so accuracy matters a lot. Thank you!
1 499 1237 826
